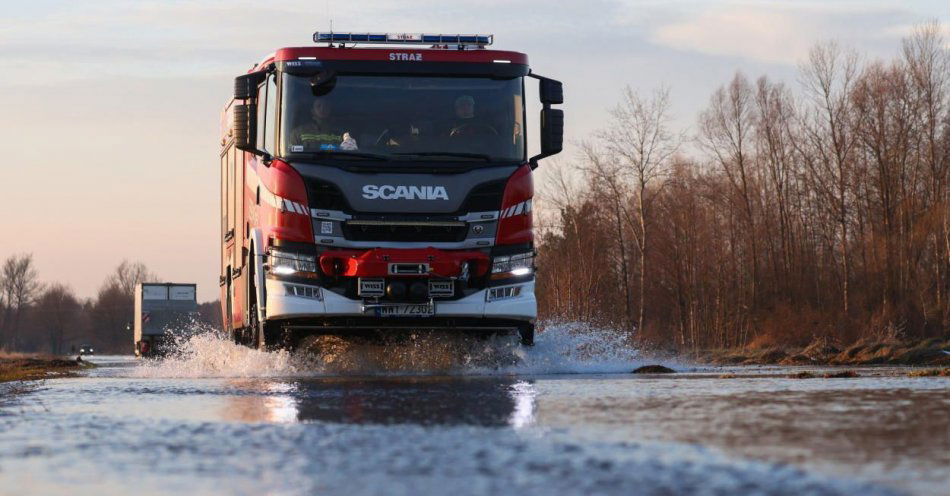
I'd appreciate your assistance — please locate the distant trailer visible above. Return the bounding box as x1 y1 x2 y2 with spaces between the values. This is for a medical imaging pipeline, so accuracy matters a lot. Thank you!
133 283 198 357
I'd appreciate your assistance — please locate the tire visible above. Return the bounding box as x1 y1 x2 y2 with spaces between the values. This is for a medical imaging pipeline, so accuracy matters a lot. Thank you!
518 324 535 346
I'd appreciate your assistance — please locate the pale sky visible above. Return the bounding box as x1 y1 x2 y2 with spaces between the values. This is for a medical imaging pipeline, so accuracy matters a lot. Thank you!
1 0 947 302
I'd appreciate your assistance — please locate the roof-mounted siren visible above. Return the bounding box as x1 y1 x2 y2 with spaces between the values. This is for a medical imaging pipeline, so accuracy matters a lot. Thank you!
313 32 493 49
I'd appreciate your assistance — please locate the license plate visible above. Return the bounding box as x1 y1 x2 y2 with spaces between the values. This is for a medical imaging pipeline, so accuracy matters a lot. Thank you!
373 304 434 317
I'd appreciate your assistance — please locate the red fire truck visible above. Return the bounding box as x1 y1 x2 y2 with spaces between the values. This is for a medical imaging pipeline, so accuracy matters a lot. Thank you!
219 33 563 348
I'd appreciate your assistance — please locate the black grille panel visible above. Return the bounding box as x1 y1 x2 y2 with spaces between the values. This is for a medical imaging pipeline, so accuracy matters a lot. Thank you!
460 180 505 213
307 179 349 211
342 222 468 242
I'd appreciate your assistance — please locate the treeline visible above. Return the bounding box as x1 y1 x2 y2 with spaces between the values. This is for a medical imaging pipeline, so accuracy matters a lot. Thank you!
536 24 949 350
0 255 220 354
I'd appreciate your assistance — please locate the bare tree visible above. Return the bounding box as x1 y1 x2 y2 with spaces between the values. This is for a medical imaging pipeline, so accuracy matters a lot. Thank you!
582 142 635 325
82 261 160 354
535 26 947 349
753 76 799 296
798 41 861 316
598 85 681 335
536 160 591 318
901 20 949 326
90 280 132 354
1 254 43 350
851 60 916 315
110 260 159 298
536 159 583 231
34 284 81 355
698 73 760 344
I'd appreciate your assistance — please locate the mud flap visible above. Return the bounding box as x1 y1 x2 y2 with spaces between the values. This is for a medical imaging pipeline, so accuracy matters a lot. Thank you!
519 324 535 346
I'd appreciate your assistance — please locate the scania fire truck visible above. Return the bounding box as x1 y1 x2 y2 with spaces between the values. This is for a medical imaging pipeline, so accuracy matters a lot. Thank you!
219 32 563 348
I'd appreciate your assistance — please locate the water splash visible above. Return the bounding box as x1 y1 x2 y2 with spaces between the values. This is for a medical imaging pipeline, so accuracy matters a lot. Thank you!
131 332 297 378
131 320 651 378
495 320 646 375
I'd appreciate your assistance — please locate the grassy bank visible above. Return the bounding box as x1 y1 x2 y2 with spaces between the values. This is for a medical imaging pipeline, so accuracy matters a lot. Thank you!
692 334 950 367
0 352 91 383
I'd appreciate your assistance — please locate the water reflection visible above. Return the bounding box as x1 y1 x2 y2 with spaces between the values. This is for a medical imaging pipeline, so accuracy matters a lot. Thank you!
222 377 536 427
508 380 537 429
220 380 301 423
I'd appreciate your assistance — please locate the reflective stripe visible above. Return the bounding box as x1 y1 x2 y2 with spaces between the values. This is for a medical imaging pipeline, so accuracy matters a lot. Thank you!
245 165 308 215
501 200 532 219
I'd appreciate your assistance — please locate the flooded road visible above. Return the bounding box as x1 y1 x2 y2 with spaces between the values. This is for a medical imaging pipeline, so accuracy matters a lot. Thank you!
1 328 947 496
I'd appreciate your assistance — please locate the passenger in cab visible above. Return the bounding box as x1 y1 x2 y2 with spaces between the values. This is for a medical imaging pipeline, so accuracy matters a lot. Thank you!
289 98 357 151
447 95 498 137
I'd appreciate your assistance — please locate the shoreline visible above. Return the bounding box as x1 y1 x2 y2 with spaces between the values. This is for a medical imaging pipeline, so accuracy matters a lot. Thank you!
0 354 93 383
688 334 950 367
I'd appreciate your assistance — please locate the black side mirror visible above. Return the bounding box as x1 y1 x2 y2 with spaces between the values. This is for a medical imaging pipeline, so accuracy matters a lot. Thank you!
234 71 267 100
540 108 564 157
539 78 563 105
233 104 257 152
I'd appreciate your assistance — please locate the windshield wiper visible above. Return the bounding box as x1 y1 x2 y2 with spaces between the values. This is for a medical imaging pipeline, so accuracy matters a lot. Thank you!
392 152 493 161
294 150 391 161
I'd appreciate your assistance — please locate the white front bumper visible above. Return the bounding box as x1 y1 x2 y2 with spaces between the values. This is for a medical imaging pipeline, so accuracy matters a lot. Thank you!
264 278 536 323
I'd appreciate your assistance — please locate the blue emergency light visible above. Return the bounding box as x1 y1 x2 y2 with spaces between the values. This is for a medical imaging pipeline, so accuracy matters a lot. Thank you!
313 32 493 46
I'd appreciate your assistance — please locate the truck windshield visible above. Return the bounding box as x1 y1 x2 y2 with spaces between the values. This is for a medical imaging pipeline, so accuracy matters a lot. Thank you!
280 74 525 163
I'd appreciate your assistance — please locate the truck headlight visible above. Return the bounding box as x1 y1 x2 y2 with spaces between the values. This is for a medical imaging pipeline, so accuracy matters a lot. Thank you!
491 251 534 279
267 249 318 277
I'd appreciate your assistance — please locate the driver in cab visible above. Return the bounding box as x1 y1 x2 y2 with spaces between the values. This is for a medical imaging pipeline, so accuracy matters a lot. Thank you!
289 98 357 151
447 95 498 137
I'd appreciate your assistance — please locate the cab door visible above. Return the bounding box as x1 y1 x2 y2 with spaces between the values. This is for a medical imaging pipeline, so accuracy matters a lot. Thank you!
220 143 233 276
220 141 236 329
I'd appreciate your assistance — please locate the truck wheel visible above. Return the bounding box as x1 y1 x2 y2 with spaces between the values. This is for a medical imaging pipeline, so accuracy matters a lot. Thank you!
518 324 535 346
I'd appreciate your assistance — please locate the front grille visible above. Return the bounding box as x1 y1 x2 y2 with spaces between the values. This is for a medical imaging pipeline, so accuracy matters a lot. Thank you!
342 220 468 242
306 178 503 215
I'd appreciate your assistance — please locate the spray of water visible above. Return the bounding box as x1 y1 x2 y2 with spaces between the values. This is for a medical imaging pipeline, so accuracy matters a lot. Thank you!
131 320 651 378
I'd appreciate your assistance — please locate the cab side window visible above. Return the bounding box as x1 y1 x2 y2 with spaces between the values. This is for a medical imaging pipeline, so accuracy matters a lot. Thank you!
257 74 277 154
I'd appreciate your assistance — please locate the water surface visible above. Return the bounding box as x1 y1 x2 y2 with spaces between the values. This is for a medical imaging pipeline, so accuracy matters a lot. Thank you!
1 328 946 495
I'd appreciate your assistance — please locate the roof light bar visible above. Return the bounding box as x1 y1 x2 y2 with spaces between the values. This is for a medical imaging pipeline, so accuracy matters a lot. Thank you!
313 32 493 46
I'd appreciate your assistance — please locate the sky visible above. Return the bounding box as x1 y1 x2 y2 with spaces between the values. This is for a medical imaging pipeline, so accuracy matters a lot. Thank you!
1 0 948 302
